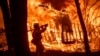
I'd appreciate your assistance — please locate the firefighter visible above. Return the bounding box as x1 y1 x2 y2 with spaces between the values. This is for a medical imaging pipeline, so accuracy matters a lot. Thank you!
31 23 48 56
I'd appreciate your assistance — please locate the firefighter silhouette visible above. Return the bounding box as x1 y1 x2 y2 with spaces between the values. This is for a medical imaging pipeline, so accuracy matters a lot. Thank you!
31 23 48 56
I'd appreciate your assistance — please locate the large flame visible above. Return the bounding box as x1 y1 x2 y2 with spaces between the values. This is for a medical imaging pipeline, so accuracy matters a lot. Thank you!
27 0 100 52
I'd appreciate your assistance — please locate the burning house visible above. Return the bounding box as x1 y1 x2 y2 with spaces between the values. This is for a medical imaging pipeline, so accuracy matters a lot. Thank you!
27 0 100 53
0 0 100 56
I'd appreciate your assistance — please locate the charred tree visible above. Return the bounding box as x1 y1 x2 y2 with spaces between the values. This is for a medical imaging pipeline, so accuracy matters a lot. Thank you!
75 0 91 55
10 0 30 56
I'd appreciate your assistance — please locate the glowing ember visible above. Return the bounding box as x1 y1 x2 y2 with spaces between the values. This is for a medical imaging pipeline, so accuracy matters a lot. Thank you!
27 0 100 52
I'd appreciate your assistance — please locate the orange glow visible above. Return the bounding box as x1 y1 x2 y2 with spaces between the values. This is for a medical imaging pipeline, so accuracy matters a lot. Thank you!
27 0 100 52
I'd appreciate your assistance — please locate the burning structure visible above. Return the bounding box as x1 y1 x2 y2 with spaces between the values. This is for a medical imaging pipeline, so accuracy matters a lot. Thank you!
27 0 100 53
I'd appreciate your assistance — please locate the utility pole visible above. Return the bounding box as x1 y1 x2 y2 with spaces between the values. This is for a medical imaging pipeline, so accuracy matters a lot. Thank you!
75 0 91 56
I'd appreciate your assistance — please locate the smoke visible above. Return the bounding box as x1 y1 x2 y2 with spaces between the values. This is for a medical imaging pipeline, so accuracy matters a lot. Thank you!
40 0 67 10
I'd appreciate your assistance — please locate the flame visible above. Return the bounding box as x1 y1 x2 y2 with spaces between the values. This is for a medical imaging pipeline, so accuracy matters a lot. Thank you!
27 0 100 52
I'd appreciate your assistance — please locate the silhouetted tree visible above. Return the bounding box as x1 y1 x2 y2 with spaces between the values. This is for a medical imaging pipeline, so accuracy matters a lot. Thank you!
0 0 13 53
10 0 30 56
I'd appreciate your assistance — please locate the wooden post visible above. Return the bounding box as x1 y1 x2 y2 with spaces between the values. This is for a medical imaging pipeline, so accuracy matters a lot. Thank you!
75 0 91 55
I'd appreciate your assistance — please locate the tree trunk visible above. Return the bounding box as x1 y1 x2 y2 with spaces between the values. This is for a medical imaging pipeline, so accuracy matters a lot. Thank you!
10 0 30 56
0 0 13 52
